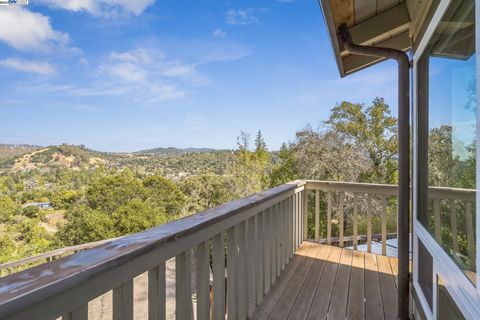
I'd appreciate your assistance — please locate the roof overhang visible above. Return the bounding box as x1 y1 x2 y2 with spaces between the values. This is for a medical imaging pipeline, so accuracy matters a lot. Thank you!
319 0 412 77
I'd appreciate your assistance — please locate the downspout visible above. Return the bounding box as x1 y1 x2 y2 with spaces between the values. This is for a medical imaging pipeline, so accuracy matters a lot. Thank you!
338 24 410 320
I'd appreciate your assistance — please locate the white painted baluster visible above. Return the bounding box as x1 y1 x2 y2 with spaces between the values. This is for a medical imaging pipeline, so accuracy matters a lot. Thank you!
276 203 281 278
271 205 277 285
433 199 441 242
339 192 345 247
327 192 332 245
196 241 210 320
212 234 225 320
113 279 134 320
62 305 88 320
315 190 320 243
176 250 193 320
450 200 459 253
247 217 256 318
148 262 166 320
466 202 476 271
303 190 308 241
236 222 247 320
289 196 294 258
381 195 387 256
227 227 237 318
282 199 288 269
264 208 271 295
256 211 264 304
367 194 372 253
353 193 358 250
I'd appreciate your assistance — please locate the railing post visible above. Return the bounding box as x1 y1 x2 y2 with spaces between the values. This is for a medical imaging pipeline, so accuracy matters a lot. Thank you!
315 190 320 243
148 263 166 320
256 211 264 304
113 279 134 320
303 189 308 241
327 192 332 245
353 193 358 250
196 241 211 320
367 194 372 253
62 305 88 320
450 201 459 253
247 217 256 318
176 250 193 320
227 227 237 318
381 196 388 256
339 192 345 247
212 234 225 320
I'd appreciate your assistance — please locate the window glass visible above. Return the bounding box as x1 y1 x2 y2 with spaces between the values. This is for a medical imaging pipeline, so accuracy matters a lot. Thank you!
419 240 434 310
417 0 476 284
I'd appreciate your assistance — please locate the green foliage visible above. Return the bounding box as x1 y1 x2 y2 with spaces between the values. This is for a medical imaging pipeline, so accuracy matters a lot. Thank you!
0 195 18 222
143 174 186 215
22 205 41 219
0 235 16 263
19 219 53 255
270 143 298 187
324 98 398 183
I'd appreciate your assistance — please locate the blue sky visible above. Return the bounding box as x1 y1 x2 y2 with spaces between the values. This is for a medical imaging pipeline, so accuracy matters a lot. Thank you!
0 0 398 152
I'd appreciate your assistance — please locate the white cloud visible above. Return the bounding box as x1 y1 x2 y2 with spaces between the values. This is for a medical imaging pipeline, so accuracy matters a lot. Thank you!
0 7 69 52
38 0 155 17
226 8 259 26
212 28 226 39
0 58 56 75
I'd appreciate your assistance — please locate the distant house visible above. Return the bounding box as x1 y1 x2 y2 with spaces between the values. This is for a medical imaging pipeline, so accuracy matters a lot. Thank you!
22 202 51 209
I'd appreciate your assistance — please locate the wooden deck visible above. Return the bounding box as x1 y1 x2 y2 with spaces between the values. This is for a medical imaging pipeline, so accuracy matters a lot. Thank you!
252 241 398 320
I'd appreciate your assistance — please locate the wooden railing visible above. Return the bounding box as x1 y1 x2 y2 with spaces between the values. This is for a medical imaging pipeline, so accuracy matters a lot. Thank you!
0 180 475 320
302 181 476 261
0 180 307 320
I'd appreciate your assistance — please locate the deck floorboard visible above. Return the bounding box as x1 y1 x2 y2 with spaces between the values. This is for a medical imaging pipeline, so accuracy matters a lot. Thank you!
253 241 398 320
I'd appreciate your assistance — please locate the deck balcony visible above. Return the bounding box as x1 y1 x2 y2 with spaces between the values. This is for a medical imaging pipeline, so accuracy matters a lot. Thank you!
0 180 475 320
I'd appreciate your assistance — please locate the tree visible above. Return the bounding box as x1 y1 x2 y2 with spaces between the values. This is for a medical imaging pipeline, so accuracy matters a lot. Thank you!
0 195 18 222
143 174 186 215
113 199 168 235
324 98 398 183
270 143 298 187
0 235 16 263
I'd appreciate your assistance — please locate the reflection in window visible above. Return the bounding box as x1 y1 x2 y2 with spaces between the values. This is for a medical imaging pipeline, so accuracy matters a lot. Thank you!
418 0 476 284
438 276 465 320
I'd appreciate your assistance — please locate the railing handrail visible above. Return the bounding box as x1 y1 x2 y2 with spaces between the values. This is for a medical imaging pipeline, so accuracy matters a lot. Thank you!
305 180 476 201
0 237 122 272
0 180 305 319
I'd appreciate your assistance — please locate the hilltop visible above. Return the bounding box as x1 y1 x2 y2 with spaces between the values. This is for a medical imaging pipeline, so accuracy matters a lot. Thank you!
0 144 236 179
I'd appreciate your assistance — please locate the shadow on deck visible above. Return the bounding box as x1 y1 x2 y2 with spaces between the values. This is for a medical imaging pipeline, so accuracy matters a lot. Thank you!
252 241 398 320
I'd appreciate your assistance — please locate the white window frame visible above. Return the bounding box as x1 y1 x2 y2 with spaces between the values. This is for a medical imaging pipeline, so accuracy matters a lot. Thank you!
412 0 480 318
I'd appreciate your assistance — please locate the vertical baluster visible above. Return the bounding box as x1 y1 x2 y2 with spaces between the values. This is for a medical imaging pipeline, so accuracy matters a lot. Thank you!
63 305 88 320
271 204 277 285
450 200 459 253
295 192 299 249
381 195 387 256
113 279 134 320
237 222 247 320
148 262 166 320
327 192 332 245
227 227 237 318
339 192 345 247
367 194 372 253
256 211 264 304
276 203 282 278
303 189 308 241
353 193 358 250
197 241 210 320
433 199 441 242
315 190 320 243
466 202 476 271
247 217 256 318
289 196 294 258
264 208 271 295
282 199 288 269
176 250 193 320
213 234 225 320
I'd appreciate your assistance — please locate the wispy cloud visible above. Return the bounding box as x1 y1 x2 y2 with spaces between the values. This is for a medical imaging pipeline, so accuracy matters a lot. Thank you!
0 58 56 75
226 8 259 26
37 0 155 17
212 28 226 39
0 7 69 52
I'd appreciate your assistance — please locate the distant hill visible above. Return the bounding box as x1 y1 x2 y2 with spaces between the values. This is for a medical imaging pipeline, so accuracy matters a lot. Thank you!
0 144 41 160
0 144 236 179
5 144 107 172
136 147 222 155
